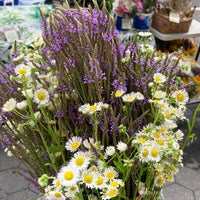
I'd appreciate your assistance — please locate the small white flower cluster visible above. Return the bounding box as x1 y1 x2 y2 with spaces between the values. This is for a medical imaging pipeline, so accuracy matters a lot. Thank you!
78 102 109 115
2 36 60 114
131 72 188 187
114 90 144 103
42 136 124 200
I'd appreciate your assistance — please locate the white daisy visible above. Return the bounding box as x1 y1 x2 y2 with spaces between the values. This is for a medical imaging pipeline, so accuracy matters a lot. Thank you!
163 120 177 130
154 163 164 172
154 174 165 187
103 167 118 180
16 100 28 110
105 146 116 156
44 185 52 198
116 141 127 152
174 129 184 140
14 64 31 78
48 190 65 200
22 88 34 99
34 88 50 105
109 179 123 188
78 103 90 114
153 73 166 84
102 187 118 199
93 173 106 189
114 89 126 97
135 92 144 100
65 185 79 198
153 90 166 99
2 98 17 112
122 92 136 103
52 179 61 188
139 146 150 162
81 169 96 188
34 111 41 120
172 89 189 105
155 139 167 148
47 72 59 85
166 173 174 182
69 151 90 170
57 166 79 187
178 60 192 75
89 165 98 173
88 102 103 114
65 136 82 152
83 138 102 150
149 146 161 162
100 103 109 109
97 159 107 172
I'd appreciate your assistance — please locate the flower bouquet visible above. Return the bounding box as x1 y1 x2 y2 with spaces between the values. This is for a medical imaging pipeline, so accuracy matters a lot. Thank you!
0 1 193 199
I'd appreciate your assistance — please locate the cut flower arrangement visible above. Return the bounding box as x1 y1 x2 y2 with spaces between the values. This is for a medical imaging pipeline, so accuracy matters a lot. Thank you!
0 1 195 200
114 0 155 17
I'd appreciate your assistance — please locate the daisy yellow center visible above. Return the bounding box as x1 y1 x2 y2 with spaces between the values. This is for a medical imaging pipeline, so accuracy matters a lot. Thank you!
115 91 122 97
138 137 146 143
156 177 164 185
6 104 14 110
153 99 160 103
177 94 184 102
75 157 84 166
71 141 79 150
108 189 117 197
156 140 164 146
165 111 171 119
167 174 173 181
151 148 159 157
37 92 46 101
54 192 62 197
19 69 27 75
55 180 61 187
155 165 162 171
142 149 149 157
91 166 98 172
153 132 160 139
160 127 166 133
90 105 97 111
96 177 103 185
106 171 115 179
126 96 133 101
155 77 162 82
70 186 77 191
84 174 93 184
110 180 118 187
64 171 74 180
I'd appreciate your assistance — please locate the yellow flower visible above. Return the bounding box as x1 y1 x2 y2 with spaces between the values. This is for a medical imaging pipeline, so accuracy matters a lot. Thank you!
193 75 200 84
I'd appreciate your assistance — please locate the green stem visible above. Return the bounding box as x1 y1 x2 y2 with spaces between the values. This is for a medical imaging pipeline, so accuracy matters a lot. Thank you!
181 102 200 150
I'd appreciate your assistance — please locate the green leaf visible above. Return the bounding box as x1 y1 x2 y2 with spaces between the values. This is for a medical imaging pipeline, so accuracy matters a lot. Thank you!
48 145 64 153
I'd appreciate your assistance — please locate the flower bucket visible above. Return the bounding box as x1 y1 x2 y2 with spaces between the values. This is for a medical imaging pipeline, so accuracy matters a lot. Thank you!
115 15 133 31
151 9 194 34
133 13 152 30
